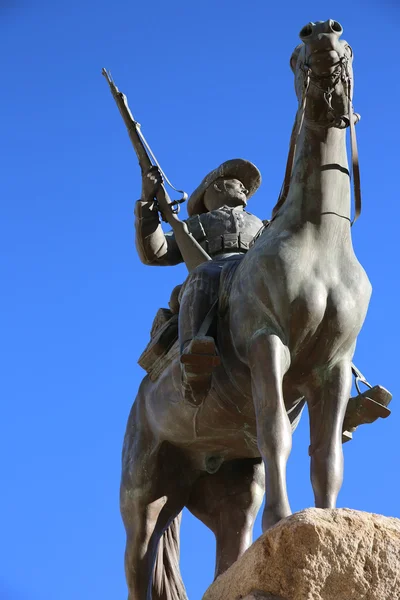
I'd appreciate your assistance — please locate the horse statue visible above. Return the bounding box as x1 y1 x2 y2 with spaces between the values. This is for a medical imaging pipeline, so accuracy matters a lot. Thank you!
121 20 373 600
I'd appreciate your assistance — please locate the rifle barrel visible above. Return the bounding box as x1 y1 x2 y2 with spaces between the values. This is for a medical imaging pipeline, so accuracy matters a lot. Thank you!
102 68 211 272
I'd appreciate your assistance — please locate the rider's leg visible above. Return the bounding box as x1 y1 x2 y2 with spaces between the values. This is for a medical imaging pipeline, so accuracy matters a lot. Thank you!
178 261 221 351
178 262 222 403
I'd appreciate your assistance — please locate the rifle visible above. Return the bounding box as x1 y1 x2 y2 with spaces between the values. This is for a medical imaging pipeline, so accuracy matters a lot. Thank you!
102 69 211 272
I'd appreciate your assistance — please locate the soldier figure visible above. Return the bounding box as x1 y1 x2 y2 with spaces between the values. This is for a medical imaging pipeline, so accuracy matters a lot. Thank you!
135 158 263 404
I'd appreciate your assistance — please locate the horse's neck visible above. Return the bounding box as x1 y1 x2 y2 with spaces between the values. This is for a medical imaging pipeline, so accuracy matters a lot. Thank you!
278 124 351 242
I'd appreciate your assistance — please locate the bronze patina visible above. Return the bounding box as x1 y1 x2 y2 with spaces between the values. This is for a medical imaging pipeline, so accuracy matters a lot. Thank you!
104 20 393 600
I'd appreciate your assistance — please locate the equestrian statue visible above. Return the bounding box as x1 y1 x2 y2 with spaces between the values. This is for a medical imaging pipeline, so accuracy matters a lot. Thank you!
103 19 392 600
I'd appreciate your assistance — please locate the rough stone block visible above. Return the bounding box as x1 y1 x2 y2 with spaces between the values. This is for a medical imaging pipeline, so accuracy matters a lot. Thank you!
203 509 400 600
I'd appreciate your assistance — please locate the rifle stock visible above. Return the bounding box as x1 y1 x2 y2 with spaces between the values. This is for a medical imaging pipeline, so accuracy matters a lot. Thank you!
102 69 211 272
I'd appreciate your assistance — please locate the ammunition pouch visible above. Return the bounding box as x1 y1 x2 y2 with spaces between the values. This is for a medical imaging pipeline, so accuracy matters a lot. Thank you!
207 232 254 255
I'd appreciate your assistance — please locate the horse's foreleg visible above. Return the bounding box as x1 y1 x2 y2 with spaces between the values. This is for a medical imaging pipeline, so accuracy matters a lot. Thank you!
186 458 264 579
307 361 352 508
248 331 292 532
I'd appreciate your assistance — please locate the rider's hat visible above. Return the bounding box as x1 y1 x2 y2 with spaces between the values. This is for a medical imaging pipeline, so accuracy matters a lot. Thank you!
187 159 261 217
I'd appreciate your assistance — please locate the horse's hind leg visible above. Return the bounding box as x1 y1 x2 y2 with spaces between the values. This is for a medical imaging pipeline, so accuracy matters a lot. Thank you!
121 455 189 600
121 400 192 600
248 331 292 532
122 488 172 600
307 360 352 508
186 458 264 579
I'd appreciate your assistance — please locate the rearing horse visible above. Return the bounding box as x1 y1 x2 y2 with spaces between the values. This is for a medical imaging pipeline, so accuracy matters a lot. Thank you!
121 20 370 600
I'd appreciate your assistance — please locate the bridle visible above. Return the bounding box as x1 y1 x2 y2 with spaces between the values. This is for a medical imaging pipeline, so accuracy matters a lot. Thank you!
271 50 361 226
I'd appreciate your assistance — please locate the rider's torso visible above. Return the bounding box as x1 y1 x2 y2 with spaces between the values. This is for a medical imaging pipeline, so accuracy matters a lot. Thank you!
186 206 263 258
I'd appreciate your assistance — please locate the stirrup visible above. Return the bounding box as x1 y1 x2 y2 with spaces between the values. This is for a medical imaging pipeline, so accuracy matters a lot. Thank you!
180 336 221 371
342 384 392 443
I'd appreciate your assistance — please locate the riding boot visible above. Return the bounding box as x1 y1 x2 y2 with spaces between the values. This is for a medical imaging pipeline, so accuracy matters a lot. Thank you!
342 385 392 442
181 336 221 406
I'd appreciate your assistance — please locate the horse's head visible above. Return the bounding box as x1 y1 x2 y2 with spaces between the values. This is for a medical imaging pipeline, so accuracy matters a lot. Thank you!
290 20 355 128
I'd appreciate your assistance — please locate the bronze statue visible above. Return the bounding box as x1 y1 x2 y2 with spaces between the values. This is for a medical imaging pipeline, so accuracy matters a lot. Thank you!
103 19 393 600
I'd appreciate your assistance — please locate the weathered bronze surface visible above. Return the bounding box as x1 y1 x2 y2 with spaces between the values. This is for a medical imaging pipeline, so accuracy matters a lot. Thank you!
111 20 393 600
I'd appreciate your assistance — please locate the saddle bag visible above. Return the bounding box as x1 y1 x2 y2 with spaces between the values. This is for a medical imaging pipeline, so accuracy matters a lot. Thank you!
138 309 179 380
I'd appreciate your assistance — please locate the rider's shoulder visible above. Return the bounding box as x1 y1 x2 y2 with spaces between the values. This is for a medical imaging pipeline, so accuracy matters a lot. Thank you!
185 213 203 226
184 213 208 240
243 209 264 224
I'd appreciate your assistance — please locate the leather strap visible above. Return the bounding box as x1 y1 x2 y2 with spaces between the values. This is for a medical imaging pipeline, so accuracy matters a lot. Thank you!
347 78 362 225
271 72 310 218
197 299 219 337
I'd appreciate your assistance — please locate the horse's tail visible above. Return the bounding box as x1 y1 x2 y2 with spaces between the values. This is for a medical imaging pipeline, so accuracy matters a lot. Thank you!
152 512 188 600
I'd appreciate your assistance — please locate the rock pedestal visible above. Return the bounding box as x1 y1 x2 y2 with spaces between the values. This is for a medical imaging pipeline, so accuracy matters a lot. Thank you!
203 509 400 600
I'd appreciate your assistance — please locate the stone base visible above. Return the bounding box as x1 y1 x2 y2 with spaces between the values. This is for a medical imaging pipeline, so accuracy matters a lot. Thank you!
203 509 400 600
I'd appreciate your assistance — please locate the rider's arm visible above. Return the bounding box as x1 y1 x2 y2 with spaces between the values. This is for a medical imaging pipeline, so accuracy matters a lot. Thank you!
134 166 183 266
134 199 183 266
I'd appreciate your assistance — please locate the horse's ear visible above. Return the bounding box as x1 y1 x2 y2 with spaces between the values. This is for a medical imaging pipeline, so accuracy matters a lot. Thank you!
290 44 303 72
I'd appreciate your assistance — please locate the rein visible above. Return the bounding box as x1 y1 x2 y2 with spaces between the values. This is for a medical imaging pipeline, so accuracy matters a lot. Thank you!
271 70 310 219
271 56 362 226
345 70 362 225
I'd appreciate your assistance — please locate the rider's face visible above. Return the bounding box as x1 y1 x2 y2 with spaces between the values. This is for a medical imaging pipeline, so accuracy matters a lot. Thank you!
223 179 248 206
204 178 248 212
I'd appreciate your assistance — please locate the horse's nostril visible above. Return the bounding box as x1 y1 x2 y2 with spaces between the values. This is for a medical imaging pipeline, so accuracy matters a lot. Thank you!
299 23 313 39
329 20 343 34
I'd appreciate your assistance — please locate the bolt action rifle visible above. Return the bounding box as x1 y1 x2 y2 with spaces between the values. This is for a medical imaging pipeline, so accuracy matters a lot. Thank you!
102 69 211 273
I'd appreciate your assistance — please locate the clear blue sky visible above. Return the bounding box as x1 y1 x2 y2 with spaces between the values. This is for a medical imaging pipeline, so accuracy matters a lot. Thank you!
1 1 399 599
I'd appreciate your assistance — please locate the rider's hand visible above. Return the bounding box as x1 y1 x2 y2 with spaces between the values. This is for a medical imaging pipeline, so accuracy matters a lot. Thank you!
141 166 163 202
